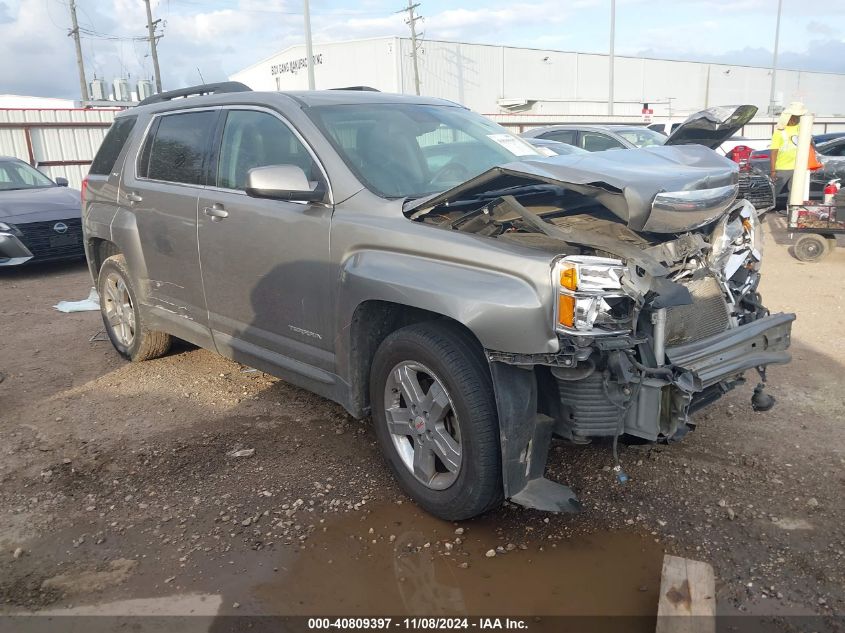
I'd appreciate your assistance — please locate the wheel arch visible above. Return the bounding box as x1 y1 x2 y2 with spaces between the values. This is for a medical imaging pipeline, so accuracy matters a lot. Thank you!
344 300 487 419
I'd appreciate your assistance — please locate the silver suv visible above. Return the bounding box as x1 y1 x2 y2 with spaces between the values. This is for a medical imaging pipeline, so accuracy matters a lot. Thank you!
83 84 794 520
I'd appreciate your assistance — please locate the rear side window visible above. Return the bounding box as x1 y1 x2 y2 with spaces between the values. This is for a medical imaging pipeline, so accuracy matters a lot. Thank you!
89 116 137 175
542 130 576 145
581 132 625 152
139 111 216 185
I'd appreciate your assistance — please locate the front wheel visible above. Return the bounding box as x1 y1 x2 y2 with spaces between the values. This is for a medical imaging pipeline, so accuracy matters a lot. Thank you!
369 322 503 520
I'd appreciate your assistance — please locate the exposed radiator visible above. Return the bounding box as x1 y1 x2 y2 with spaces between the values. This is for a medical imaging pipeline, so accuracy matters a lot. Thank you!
555 372 620 439
664 276 731 346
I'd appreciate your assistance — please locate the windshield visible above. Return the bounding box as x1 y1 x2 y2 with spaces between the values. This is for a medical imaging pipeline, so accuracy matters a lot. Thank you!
306 103 540 198
0 160 55 191
615 128 667 148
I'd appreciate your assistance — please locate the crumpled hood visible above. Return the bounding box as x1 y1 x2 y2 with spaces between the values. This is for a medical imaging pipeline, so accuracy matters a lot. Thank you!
665 105 758 149
0 186 81 223
406 144 739 233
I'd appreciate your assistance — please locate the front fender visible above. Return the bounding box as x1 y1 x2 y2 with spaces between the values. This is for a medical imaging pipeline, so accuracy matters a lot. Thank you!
336 249 558 358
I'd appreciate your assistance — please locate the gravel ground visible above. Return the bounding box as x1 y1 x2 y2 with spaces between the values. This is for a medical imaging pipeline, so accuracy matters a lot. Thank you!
0 215 842 625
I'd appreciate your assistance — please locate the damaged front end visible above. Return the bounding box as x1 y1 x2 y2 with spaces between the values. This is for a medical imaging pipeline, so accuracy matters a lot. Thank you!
409 146 795 512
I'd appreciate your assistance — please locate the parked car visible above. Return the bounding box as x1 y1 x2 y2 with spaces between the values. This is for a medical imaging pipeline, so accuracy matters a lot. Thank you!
83 85 794 520
0 157 83 266
749 137 845 206
812 132 845 144
524 107 775 213
522 124 668 152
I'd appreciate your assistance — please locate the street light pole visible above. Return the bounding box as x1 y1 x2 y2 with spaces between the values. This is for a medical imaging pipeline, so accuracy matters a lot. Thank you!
608 0 615 116
304 0 316 90
768 0 783 115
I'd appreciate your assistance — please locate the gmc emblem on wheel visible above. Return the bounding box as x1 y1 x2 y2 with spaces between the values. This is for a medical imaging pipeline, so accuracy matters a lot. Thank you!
53 222 68 234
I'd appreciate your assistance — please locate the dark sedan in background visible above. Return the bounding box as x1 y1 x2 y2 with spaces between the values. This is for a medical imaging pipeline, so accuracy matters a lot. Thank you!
0 157 83 266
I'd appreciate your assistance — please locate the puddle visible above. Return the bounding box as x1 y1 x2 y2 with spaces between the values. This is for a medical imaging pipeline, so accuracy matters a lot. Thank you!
250 503 664 621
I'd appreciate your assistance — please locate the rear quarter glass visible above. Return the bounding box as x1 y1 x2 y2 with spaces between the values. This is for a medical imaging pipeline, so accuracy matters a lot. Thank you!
90 116 138 176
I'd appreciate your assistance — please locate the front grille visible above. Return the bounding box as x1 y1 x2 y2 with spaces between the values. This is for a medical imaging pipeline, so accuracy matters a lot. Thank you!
16 218 83 260
664 276 731 346
738 171 775 212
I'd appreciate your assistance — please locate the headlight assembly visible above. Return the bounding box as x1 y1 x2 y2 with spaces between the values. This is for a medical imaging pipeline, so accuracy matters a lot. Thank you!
553 255 635 335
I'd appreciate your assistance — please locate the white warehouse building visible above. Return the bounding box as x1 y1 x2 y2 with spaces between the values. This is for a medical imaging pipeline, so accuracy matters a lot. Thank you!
231 37 845 124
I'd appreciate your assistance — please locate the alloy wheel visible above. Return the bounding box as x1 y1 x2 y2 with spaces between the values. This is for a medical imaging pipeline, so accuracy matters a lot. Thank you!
383 361 462 490
103 272 135 347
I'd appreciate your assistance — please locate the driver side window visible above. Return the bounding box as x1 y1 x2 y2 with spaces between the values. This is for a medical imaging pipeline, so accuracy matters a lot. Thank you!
217 110 316 191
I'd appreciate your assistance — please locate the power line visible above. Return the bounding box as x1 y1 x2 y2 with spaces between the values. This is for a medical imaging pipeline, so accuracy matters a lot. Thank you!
397 0 423 95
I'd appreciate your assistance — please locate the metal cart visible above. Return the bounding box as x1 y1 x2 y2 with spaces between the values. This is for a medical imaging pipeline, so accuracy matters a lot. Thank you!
787 202 844 262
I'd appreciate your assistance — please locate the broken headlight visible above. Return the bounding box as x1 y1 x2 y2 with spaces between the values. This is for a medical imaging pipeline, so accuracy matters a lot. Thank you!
708 200 763 279
553 255 635 335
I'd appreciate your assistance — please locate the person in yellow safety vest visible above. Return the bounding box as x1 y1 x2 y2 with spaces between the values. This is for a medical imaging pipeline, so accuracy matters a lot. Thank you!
770 101 807 209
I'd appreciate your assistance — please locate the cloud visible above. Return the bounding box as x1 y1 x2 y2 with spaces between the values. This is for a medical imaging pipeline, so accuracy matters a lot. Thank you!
634 38 845 74
0 0 843 99
0 2 12 24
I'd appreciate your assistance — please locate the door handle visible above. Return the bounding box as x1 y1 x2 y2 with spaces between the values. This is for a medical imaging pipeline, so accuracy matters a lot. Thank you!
203 203 229 221
126 191 143 205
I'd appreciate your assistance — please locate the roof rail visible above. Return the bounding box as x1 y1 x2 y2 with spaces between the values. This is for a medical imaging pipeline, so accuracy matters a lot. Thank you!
137 81 252 107
330 86 380 92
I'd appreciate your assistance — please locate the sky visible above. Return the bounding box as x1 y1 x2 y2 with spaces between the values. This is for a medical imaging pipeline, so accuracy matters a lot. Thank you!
1 0 844 100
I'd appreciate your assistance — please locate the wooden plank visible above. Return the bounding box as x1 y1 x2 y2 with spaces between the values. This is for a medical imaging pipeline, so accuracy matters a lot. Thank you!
656 555 715 633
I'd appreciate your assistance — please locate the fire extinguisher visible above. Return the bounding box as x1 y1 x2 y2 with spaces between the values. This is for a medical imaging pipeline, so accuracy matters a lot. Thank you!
823 178 841 205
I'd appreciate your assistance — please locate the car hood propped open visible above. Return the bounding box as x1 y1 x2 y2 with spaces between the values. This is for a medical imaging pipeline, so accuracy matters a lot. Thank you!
406 144 739 233
664 105 758 149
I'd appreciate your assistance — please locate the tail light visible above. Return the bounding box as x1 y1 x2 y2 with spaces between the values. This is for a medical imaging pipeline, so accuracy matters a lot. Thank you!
728 145 753 172
81 176 89 205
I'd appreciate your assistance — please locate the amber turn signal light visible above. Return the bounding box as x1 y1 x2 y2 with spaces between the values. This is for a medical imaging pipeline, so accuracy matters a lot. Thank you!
558 294 575 327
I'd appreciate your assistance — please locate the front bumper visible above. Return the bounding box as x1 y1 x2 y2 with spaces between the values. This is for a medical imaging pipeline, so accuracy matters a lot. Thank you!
0 231 34 266
666 312 794 387
487 312 795 513
0 218 84 266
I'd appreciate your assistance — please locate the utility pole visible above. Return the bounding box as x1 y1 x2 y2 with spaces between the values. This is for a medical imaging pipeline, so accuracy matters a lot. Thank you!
304 0 315 90
768 0 783 115
67 0 89 101
608 0 615 116
398 0 422 95
143 0 163 92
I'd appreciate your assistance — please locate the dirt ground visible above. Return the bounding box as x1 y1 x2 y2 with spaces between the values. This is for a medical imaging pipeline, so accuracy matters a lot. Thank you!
0 215 843 629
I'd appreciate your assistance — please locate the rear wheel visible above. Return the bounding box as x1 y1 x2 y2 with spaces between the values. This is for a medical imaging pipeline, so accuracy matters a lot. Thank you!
98 254 171 361
370 322 503 520
793 233 829 262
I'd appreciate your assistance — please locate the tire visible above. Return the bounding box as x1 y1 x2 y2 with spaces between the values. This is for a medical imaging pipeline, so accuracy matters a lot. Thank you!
98 254 171 362
793 233 829 262
369 322 503 520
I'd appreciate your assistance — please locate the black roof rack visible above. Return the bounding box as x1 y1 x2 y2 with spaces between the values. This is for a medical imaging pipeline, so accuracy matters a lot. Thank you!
329 86 380 92
137 81 252 107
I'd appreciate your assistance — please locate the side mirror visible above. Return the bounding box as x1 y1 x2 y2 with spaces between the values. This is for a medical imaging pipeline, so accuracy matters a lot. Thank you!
55 177 69 187
245 165 325 202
